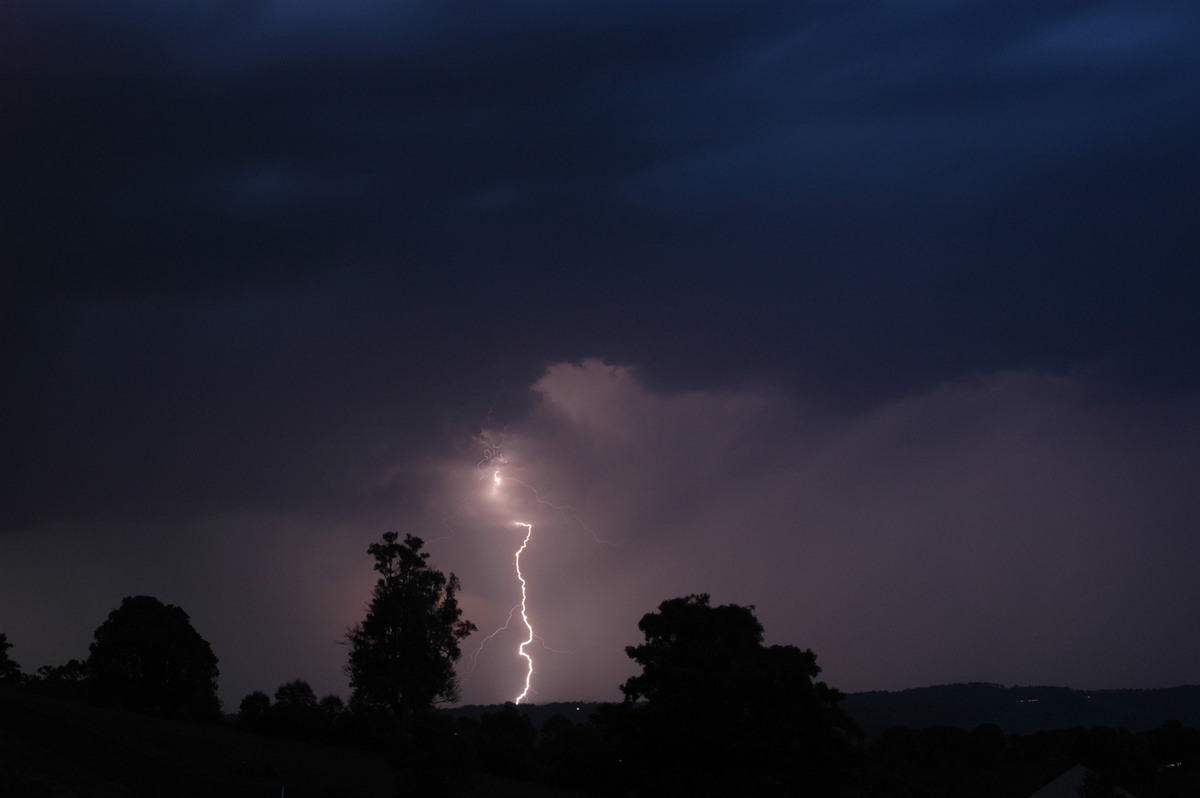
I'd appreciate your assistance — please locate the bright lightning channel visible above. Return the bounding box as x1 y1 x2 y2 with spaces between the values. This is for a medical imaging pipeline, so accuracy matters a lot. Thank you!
512 521 535 704
474 452 607 704
496 468 537 704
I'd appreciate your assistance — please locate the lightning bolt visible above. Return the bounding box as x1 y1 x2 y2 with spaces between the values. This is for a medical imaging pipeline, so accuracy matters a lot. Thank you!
495 466 538 704
457 436 614 703
512 521 535 704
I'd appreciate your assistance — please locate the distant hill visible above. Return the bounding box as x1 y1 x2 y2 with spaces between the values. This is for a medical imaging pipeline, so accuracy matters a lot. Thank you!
841 683 1200 738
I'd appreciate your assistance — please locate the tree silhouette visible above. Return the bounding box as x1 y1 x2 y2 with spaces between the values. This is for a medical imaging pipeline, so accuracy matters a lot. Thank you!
345 532 476 723
318 693 346 725
86 595 221 720
238 690 272 733
615 594 862 796
0 633 23 685
270 678 322 739
274 677 318 710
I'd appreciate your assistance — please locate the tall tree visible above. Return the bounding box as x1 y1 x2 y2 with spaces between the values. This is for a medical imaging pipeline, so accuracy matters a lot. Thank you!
86 595 221 720
345 532 476 722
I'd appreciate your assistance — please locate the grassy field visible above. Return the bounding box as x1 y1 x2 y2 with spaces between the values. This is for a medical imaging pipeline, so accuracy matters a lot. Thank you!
0 688 584 797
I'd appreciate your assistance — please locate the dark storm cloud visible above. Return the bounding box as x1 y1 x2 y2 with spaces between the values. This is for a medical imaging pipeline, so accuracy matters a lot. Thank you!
6 2 794 293
2 2 1199 704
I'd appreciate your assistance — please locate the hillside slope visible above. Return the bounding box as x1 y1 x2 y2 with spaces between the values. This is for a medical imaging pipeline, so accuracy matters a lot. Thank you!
0 688 590 798
0 687 395 797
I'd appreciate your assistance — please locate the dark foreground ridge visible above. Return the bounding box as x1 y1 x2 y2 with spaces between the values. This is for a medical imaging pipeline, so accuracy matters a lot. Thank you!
451 684 1200 741
6 684 1200 797
1 687 579 798
0 686 397 797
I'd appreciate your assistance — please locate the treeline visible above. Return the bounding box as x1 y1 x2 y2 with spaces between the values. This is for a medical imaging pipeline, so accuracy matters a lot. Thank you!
4 533 1200 796
227 676 1200 796
0 597 220 720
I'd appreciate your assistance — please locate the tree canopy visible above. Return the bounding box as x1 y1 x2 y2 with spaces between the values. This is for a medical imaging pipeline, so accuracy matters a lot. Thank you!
345 532 476 722
614 593 862 796
86 595 221 720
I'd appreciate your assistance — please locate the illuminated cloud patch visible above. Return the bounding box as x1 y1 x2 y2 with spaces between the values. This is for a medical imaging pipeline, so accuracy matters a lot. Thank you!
438 361 1200 703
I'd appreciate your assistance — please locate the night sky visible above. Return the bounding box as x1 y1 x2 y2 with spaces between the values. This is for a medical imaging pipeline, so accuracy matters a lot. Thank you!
4 1 1199 710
